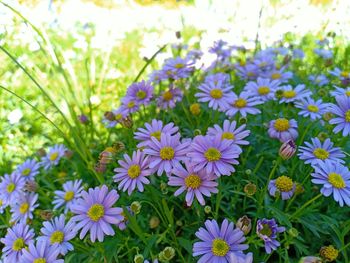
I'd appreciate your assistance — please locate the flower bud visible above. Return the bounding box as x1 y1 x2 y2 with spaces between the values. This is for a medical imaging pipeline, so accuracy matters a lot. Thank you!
160 181 168 194
288 227 299 238
190 103 201 115
40 210 54 221
236 215 252 235
194 129 202 136
299 256 322 263
94 162 107 173
130 201 141 215
104 111 115 121
204 206 211 214
58 172 67 178
239 117 247 125
244 182 256 196
121 116 133 128
245 169 252 175
36 148 46 157
295 183 305 195
323 112 333 121
324 59 333 67
320 245 338 262
317 88 327 97
78 114 89 124
275 89 284 99
64 150 73 159
317 132 328 142
134 254 144 263
175 31 181 39
279 140 297 160
112 141 125 152
25 181 38 192
149 216 160 229
159 247 175 262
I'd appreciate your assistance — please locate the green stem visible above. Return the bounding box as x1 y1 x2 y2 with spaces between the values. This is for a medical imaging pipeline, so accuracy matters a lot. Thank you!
289 193 322 220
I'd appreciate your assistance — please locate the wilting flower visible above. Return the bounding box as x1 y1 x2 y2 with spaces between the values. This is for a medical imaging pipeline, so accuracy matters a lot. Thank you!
126 80 154 106
225 92 262 118
37 215 77 255
113 150 152 195
157 87 183 109
187 135 242 177
193 219 248 262
279 84 312 103
10 192 38 223
53 179 84 213
134 119 178 148
329 95 350 136
71 185 123 242
268 118 298 142
0 223 35 262
295 98 329 121
236 216 252 235
15 159 40 181
20 241 63 263
40 144 67 170
279 140 297 160
256 218 285 254
268 176 296 200
0 172 25 205
244 77 280 102
144 133 190 176
311 160 350 207
207 120 250 146
298 138 345 166
168 161 218 206
102 107 128 128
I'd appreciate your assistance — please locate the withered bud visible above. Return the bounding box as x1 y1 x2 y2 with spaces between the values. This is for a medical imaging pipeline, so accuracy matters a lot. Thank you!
25 181 38 192
40 210 54 221
244 182 257 196
236 215 252 235
104 111 115 121
121 116 133 128
36 148 46 157
279 140 297 160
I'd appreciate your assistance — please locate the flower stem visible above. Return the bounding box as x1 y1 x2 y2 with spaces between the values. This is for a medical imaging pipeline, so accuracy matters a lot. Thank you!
289 193 322 220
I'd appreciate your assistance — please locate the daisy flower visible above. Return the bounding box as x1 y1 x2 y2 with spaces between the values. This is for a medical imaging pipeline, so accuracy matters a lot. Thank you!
268 118 298 142
207 120 250 146
144 133 190 176
195 73 234 111
298 138 345 166
157 87 183 110
15 159 40 181
20 241 63 263
53 179 84 213
121 96 140 114
126 80 154 106
295 98 329 120
193 219 248 262
256 218 285 254
71 185 123 242
37 215 77 255
102 107 128 128
330 86 350 98
168 162 218 206
253 54 275 73
268 176 296 200
0 223 35 262
162 56 194 80
113 150 152 195
225 92 262 118
311 160 350 207
0 172 25 205
308 74 329 87
10 192 38 223
40 144 67 170
314 48 333 59
279 84 312 104
243 77 280 102
187 135 242 177
229 252 253 263
329 95 350 136
292 49 304 59
329 67 350 81
263 66 292 83
134 119 178 148
235 63 259 80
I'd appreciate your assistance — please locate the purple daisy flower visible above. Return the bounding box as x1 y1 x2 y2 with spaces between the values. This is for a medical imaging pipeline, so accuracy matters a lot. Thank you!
235 63 259 81
157 87 183 110
37 215 77 255
162 56 194 80
229 252 253 263
134 119 179 148
263 66 293 84
144 133 190 176
0 172 25 205
102 107 129 128
195 73 234 111
10 192 38 223
193 219 248 262
187 135 242 177
308 74 329 87
314 48 333 59
168 162 218 206
1 223 35 262
121 96 140 114
329 95 350 136
253 54 276 73
71 185 123 242
225 92 262 118
243 77 280 102
329 67 350 81
311 160 350 207
256 218 285 254
295 97 329 120
207 120 250 146
279 84 312 104
113 150 152 195
268 176 296 200
53 179 84 213
268 118 298 142
20 241 63 263
40 144 67 170
292 49 304 59
298 138 345 166
126 80 154 106
330 86 350 98
15 159 40 181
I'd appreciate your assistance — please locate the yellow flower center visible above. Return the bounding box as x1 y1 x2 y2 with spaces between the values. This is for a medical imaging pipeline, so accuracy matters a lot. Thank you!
275 176 294 192
320 245 339 262
313 148 329 160
341 71 349 78
87 204 105 222
22 168 31 176
0 199 3 206
136 90 147 99
274 118 290 131
211 238 229 257
210 89 223 99
247 71 255 77
150 131 161 141
49 152 59 161
258 86 270 95
50 231 64 244
127 164 141 179
233 98 247 108
163 91 173 101
190 103 201 115
19 202 29 214
12 238 25 251
221 132 235 140
307 104 319 112
159 147 175 160
260 223 272 237
345 91 350 97
271 73 281 79
127 101 135 108
346 110 350 122
283 90 296 99
175 63 184 69
328 173 345 188
115 113 122 120
64 191 75 201
6 183 15 193
204 148 221 162
184 174 201 189
34 258 46 263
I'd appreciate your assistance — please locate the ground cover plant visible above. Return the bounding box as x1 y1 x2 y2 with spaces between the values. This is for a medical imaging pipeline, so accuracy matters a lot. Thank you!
1 3 350 263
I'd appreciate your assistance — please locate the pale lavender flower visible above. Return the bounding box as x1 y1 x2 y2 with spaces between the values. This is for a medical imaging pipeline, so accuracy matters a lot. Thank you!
235 63 259 80
295 98 329 120
10 192 38 223
162 57 194 80
329 67 350 80
121 96 140 114
314 48 333 59
15 159 40 181
126 80 154 106
229 252 253 263
40 144 67 170
292 49 304 59
279 84 312 103
243 77 280 102
0 172 25 205
308 74 329 87
225 92 262 118
207 120 250 146
157 87 183 109
257 218 285 254
268 176 296 200
329 95 350 136
263 66 293 83
330 86 350 98
20 241 63 263
268 118 298 142
253 54 276 73
53 179 84 213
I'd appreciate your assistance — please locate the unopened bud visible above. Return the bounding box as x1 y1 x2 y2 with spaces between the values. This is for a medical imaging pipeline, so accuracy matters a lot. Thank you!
64 150 73 159
323 112 333 121
275 89 284 99
104 111 115 121
130 201 141 215
245 169 252 175
25 181 38 192
40 210 53 221
190 103 201 115
37 148 46 157
239 117 247 125
159 247 175 262
236 215 252 235
175 31 181 39
317 132 328 142
112 141 125 152
279 140 297 160
160 181 168 194
244 182 256 196
149 216 160 229
121 116 133 128
341 78 350 86
318 88 327 97
94 162 107 173
324 59 333 67
134 254 144 263
78 114 89 124
58 172 67 178
204 206 211 214
295 183 305 195
194 129 202 136
299 256 322 263
288 227 299 238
